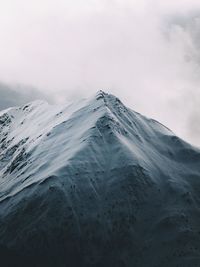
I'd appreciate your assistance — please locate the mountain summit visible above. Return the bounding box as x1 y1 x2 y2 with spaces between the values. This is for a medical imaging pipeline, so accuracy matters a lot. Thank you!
0 91 200 267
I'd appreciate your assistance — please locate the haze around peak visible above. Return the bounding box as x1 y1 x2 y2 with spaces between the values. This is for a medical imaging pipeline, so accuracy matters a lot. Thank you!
1 0 200 146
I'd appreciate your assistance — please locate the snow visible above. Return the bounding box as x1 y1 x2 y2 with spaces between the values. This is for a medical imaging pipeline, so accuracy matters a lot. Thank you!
0 91 200 266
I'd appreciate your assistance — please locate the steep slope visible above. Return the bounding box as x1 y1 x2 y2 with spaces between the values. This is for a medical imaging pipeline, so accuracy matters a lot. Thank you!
0 91 200 267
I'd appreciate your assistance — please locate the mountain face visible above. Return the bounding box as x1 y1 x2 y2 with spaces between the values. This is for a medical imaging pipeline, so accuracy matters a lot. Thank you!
0 91 200 267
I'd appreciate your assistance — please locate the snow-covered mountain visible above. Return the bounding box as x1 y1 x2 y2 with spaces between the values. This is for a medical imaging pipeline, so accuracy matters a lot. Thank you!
0 91 200 267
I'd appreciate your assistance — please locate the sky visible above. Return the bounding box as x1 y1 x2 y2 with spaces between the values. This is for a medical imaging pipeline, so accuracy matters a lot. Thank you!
1 0 200 146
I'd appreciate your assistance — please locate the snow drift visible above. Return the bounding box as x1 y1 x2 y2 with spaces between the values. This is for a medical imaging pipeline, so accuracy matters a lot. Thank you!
0 91 200 267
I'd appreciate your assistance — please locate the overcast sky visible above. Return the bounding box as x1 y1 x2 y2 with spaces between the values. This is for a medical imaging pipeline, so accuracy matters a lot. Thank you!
1 0 200 146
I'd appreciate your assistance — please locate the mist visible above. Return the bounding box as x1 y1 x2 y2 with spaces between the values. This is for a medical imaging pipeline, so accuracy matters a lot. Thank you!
1 0 200 146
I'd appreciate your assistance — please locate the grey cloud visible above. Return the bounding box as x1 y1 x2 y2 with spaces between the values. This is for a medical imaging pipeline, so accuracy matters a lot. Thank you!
0 82 51 110
188 111 200 145
162 12 200 146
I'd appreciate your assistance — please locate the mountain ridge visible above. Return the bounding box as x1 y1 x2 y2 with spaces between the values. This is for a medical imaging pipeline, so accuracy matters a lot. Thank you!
0 91 200 267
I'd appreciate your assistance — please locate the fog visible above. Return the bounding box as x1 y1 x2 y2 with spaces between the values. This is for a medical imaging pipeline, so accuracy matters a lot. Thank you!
1 0 200 146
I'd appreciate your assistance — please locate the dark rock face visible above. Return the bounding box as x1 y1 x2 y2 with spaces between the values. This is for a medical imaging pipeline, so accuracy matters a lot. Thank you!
0 92 200 267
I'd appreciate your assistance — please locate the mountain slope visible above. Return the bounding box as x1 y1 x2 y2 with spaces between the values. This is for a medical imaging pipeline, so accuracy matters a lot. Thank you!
0 91 200 267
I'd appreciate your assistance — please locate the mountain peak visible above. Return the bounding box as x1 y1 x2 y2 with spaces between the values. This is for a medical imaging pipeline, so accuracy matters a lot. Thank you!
95 90 108 100
0 91 199 267
93 90 123 109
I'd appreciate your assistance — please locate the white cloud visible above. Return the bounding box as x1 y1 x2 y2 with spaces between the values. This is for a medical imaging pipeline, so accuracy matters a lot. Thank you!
1 0 200 145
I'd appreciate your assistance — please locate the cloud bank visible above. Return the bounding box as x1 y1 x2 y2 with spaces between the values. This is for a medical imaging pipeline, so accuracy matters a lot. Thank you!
1 0 200 146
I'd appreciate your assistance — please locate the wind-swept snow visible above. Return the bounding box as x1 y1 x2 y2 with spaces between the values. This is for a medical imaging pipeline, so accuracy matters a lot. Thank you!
0 91 200 267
